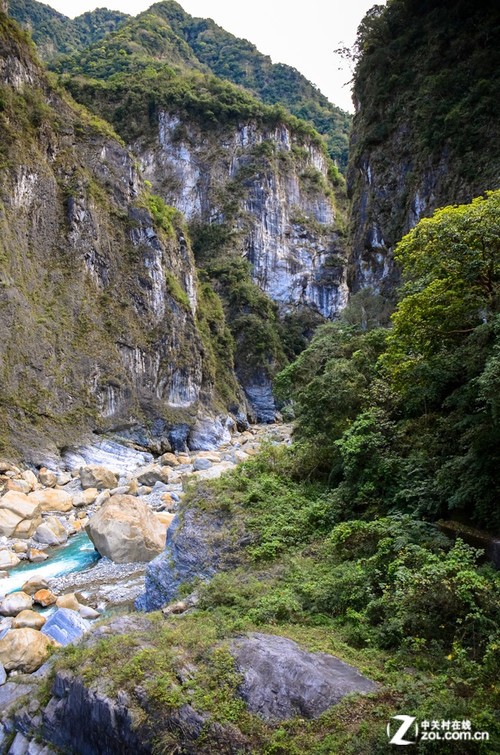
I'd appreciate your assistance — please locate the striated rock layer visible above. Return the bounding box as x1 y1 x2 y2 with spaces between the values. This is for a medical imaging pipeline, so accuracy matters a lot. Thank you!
140 114 348 319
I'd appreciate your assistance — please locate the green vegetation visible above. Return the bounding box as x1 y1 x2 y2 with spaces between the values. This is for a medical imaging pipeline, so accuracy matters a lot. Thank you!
10 0 128 61
351 0 500 171
142 193 180 238
279 191 500 528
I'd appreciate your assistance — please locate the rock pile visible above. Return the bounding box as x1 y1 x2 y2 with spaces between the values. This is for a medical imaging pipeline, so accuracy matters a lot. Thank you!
0 424 292 575
0 584 99 679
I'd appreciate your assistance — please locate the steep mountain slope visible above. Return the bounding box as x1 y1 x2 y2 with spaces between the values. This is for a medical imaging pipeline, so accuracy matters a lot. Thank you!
10 0 128 61
0 12 244 461
22 0 350 170
347 0 500 293
50 14 348 419
141 1 351 170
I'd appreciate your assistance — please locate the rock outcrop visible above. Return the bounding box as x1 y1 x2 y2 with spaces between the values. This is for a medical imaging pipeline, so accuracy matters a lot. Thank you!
140 115 347 319
137 500 243 611
232 633 377 720
40 670 151 755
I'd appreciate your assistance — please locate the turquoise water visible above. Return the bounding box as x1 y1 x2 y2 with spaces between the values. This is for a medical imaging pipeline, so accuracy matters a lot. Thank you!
0 532 100 595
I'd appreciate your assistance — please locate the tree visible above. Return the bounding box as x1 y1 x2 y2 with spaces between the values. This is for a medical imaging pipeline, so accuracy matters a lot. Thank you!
384 190 500 395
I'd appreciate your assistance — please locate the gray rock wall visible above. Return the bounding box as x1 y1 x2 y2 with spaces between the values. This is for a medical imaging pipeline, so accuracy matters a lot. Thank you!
138 114 348 319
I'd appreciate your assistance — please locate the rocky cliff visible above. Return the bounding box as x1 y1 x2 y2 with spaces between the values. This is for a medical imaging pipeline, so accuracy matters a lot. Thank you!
56 26 348 421
140 114 347 320
0 13 244 461
347 0 500 294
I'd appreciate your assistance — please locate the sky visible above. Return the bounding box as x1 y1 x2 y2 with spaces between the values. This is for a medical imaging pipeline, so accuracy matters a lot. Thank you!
39 0 385 113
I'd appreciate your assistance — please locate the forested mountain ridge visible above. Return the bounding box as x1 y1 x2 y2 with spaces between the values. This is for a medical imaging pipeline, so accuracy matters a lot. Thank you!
12 0 351 169
9 0 128 60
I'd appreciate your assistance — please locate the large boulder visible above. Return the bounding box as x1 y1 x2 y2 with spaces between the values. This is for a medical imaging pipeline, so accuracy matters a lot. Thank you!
41 608 90 646
39 468 57 487
33 589 57 607
72 488 99 507
28 489 73 513
21 469 38 490
135 464 170 486
0 628 55 672
0 592 33 617
80 466 118 491
231 633 378 720
0 508 23 537
0 491 40 520
13 516 42 539
86 495 166 563
22 577 50 595
34 517 68 546
3 479 31 495
0 550 20 569
28 547 49 563
158 452 179 467
12 609 46 630
55 593 80 611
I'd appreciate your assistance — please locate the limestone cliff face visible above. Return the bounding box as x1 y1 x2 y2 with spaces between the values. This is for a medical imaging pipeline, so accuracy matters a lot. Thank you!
138 113 348 319
0 16 242 460
347 0 500 294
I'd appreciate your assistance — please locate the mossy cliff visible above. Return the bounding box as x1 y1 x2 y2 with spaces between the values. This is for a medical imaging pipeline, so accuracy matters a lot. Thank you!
347 0 500 293
52 21 348 420
0 13 244 461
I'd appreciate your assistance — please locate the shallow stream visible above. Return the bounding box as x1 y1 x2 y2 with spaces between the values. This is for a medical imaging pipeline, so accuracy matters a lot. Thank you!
0 532 100 596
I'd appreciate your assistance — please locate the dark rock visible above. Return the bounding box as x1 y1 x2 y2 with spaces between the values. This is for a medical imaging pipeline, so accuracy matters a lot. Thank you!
40 670 151 755
241 373 277 424
233 410 250 432
232 633 377 720
168 425 190 453
41 609 91 646
136 505 242 611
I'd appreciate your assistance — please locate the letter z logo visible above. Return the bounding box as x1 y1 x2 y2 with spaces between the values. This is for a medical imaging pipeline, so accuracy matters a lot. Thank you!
387 715 419 745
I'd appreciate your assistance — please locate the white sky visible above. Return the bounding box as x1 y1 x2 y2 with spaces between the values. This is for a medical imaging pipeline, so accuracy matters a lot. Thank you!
40 0 384 112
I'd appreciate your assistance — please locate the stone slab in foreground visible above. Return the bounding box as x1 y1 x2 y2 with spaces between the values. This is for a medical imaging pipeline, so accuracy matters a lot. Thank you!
232 633 377 720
